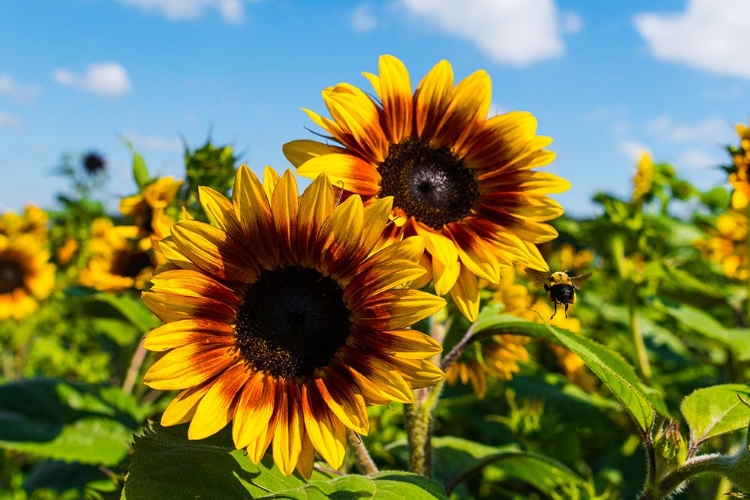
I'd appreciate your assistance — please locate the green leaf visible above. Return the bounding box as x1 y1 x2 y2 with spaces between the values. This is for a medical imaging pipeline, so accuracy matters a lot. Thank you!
0 378 139 466
123 138 151 188
23 460 118 495
123 423 336 500
471 311 664 433
259 471 447 499
659 303 750 360
681 384 750 446
430 436 585 496
87 292 160 334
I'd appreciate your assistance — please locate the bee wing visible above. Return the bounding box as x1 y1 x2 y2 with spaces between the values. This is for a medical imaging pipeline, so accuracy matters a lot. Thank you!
570 271 592 290
524 267 551 287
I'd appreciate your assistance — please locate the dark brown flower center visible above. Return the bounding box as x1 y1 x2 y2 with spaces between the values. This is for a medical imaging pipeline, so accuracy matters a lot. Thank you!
379 137 479 230
235 266 351 379
113 248 152 278
0 260 24 294
82 152 106 175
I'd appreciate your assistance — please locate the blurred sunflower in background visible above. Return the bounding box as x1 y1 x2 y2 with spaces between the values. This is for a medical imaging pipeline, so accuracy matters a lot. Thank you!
284 54 569 321
0 205 49 239
445 268 532 398
695 210 749 281
141 166 445 477
0 233 55 321
120 176 184 237
79 218 154 292
728 121 750 210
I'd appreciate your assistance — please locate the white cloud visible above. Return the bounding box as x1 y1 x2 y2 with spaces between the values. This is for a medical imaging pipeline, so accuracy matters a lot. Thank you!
53 63 132 98
669 116 733 143
0 75 41 102
399 0 580 66
116 0 248 23
646 115 672 135
585 105 630 135
560 10 583 34
677 148 723 169
634 0 750 79
0 110 23 130
122 132 183 153
351 4 377 32
617 140 650 163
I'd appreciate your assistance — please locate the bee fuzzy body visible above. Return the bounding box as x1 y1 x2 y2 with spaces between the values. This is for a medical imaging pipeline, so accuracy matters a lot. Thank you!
526 269 591 319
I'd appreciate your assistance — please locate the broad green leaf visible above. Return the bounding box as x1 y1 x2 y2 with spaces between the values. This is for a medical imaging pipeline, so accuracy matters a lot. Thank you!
23 460 119 495
89 292 160 334
259 471 447 499
0 378 139 466
123 138 151 188
660 303 750 361
471 313 663 433
123 423 335 500
431 436 585 496
681 384 750 446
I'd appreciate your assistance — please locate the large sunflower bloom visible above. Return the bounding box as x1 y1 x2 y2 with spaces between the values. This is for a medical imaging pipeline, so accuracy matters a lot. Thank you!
0 234 55 320
284 55 569 321
141 166 445 477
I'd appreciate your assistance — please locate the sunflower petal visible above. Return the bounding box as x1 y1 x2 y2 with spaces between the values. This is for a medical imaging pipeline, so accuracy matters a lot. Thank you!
272 380 303 476
262 166 281 201
142 290 236 324
198 186 243 239
337 351 414 404
270 170 299 263
188 363 249 440
232 371 276 449
297 174 335 267
148 269 240 307
449 265 481 322
297 154 381 196
315 369 369 435
143 343 235 390
378 54 413 143
283 140 345 168
143 318 235 351
161 384 212 426
414 59 453 140
171 220 258 283
354 288 446 330
232 165 278 268
301 382 347 469
352 327 442 360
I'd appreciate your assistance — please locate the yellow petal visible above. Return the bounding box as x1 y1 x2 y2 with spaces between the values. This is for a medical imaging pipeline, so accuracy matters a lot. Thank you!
297 153 381 196
378 54 413 144
301 382 347 469
143 343 235 391
198 186 243 238
354 288 446 330
282 139 345 168
188 363 249 440
143 318 235 352
232 165 278 269
272 380 302 476
449 265 480 322
232 371 276 449
270 170 299 263
414 59 453 140
161 384 212 426
315 370 369 435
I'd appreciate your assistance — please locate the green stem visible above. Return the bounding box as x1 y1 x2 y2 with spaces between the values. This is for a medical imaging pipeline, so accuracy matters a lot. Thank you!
648 454 731 499
346 430 378 476
629 290 652 383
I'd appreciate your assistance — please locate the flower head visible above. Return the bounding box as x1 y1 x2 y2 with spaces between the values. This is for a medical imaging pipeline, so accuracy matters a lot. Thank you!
141 166 445 477
79 218 154 292
284 55 569 321
82 151 106 176
0 234 55 320
120 176 183 236
632 152 654 204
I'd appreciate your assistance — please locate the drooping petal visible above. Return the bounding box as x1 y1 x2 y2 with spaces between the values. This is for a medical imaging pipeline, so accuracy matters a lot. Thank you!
315 369 369 435
301 382 347 469
283 139 346 168
449 264 481 322
272 380 303 476
232 371 277 449
161 383 213 426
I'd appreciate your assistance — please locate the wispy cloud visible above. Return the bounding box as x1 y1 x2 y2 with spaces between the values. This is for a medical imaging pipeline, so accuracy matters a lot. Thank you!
351 3 377 32
53 63 132 99
0 75 41 103
669 116 733 143
122 132 183 153
634 0 750 79
398 0 581 66
617 140 650 163
0 110 24 130
585 105 630 135
677 148 724 170
116 0 249 24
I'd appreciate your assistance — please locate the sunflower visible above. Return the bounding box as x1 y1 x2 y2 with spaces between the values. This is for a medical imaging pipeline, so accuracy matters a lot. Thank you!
729 122 750 210
632 152 654 204
0 234 55 321
695 210 748 280
445 268 532 398
120 176 183 236
284 55 569 321
82 151 106 176
0 205 49 239
79 218 154 292
141 165 445 477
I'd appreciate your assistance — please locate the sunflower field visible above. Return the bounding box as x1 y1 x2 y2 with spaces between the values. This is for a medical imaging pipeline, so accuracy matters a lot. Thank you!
2 55 750 500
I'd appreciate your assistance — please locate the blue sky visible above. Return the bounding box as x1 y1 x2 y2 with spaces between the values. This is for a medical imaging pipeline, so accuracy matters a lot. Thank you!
1 0 749 217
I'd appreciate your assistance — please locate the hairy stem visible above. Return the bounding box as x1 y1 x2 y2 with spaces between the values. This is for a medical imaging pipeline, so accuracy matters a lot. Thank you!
346 429 378 476
122 341 147 395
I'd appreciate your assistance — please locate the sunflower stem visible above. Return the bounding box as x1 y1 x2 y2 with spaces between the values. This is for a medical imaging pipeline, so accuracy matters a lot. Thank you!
122 341 148 395
405 390 434 477
346 429 378 476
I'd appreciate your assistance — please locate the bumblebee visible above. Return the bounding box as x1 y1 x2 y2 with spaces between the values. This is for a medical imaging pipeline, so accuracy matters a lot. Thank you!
525 268 592 319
